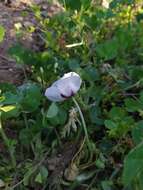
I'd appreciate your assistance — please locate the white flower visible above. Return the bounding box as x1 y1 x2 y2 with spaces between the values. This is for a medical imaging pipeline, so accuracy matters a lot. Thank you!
45 72 82 102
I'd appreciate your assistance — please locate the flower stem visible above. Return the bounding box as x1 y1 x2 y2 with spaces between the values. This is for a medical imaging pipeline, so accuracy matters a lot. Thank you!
72 97 90 149
0 115 16 168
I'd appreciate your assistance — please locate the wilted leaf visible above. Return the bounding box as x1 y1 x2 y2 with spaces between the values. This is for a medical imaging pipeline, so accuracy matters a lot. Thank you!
0 105 16 112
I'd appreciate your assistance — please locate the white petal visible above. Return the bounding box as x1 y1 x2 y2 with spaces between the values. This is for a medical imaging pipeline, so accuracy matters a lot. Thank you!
45 72 82 102
54 72 82 97
45 86 65 102
62 72 80 80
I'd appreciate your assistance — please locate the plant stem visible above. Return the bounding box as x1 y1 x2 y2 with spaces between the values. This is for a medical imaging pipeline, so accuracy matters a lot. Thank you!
72 97 90 149
0 116 16 168
23 113 35 156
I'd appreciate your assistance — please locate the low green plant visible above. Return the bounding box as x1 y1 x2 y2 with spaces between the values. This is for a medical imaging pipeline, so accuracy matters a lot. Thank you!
1 0 143 189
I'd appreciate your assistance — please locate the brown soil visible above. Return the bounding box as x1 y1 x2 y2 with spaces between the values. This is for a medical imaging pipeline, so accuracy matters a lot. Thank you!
0 0 62 85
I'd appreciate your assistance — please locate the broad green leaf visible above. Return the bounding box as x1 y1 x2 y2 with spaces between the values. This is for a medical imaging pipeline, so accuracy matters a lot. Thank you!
109 107 126 120
89 106 103 125
122 142 143 186
49 107 67 125
104 120 117 129
63 0 81 10
101 180 113 190
0 26 5 42
96 38 118 60
81 66 100 82
68 59 80 70
132 121 143 145
18 83 42 112
47 102 58 118
137 171 143 190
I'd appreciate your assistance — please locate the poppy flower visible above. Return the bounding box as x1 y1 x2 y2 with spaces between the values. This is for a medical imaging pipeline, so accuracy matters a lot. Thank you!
45 72 82 102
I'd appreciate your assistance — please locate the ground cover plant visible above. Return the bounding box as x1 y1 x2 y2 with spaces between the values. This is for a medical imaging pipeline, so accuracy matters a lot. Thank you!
0 0 143 189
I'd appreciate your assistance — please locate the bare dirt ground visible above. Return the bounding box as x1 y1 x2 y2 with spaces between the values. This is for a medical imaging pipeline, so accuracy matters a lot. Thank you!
0 0 62 85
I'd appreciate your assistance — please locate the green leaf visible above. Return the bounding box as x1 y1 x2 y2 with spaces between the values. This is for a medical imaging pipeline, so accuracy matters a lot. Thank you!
40 166 48 180
63 0 81 10
96 159 105 169
23 166 35 186
101 180 113 190
19 128 33 146
0 26 5 42
8 43 36 65
89 106 103 125
80 0 90 9
47 103 59 118
137 171 143 190
125 98 143 112
96 38 118 60
122 142 143 186
109 107 126 120
18 83 42 112
132 121 143 145
139 91 143 102
81 66 100 82
35 166 48 184
35 172 42 184
68 59 80 70
104 120 117 129
0 92 21 105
